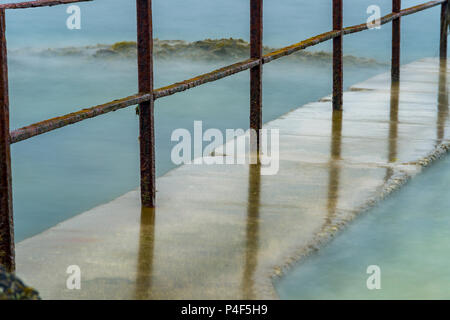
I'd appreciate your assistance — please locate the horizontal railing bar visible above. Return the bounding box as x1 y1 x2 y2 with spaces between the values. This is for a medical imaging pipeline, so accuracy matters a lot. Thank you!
9 0 445 144
264 0 446 62
10 93 151 143
10 59 260 143
263 30 340 63
398 0 446 17
343 0 446 36
154 58 260 99
0 0 92 10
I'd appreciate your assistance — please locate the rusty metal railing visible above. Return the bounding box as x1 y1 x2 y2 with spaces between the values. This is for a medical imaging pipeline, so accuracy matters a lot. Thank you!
0 0 448 271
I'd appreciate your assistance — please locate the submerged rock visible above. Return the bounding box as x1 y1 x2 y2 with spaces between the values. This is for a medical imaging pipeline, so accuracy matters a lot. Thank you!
0 266 40 300
93 48 120 58
12 38 386 67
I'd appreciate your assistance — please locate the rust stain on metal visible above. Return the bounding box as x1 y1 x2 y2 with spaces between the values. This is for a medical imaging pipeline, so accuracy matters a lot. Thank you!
0 9 14 272
263 31 340 63
250 0 263 153
10 93 152 144
343 1 446 35
136 0 155 208
10 58 261 144
392 0 401 83
333 0 343 111
154 59 260 99
397 0 445 16
440 0 449 60
0 0 92 10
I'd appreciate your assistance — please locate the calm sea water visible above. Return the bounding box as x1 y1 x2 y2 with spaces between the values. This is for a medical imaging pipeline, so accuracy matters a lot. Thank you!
2 0 446 244
276 156 450 300
2 0 442 62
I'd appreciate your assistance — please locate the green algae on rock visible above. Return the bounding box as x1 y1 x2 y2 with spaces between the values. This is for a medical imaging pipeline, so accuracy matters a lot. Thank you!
0 267 40 300
13 38 385 67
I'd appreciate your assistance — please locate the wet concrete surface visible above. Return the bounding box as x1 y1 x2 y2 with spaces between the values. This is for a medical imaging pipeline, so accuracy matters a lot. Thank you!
15 58 450 299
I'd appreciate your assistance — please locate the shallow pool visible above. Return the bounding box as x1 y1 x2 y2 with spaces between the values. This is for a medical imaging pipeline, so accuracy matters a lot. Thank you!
276 156 450 300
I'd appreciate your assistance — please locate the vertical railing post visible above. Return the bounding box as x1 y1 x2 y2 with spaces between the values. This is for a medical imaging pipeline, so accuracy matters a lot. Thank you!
333 0 343 111
440 0 449 61
136 0 155 208
250 0 263 153
392 0 401 83
0 9 14 272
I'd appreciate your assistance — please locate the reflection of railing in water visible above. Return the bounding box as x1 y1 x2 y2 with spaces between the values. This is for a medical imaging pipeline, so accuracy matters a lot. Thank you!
0 0 449 271
326 111 343 224
385 59 449 184
134 207 156 299
132 164 263 299
385 81 400 182
388 82 400 165
437 59 449 145
242 163 261 300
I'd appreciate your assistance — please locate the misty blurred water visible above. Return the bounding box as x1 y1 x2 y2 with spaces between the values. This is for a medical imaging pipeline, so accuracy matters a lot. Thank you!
276 156 450 299
2 0 442 62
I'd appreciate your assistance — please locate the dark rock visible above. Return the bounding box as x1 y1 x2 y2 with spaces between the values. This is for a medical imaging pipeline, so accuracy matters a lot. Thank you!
0 266 40 300
93 48 120 58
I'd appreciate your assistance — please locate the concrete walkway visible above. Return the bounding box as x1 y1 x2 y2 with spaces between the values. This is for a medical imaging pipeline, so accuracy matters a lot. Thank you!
16 58 450 299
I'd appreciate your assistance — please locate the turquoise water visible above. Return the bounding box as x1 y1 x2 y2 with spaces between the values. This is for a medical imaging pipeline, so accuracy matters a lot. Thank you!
3 0 447 241
276 156 450 300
